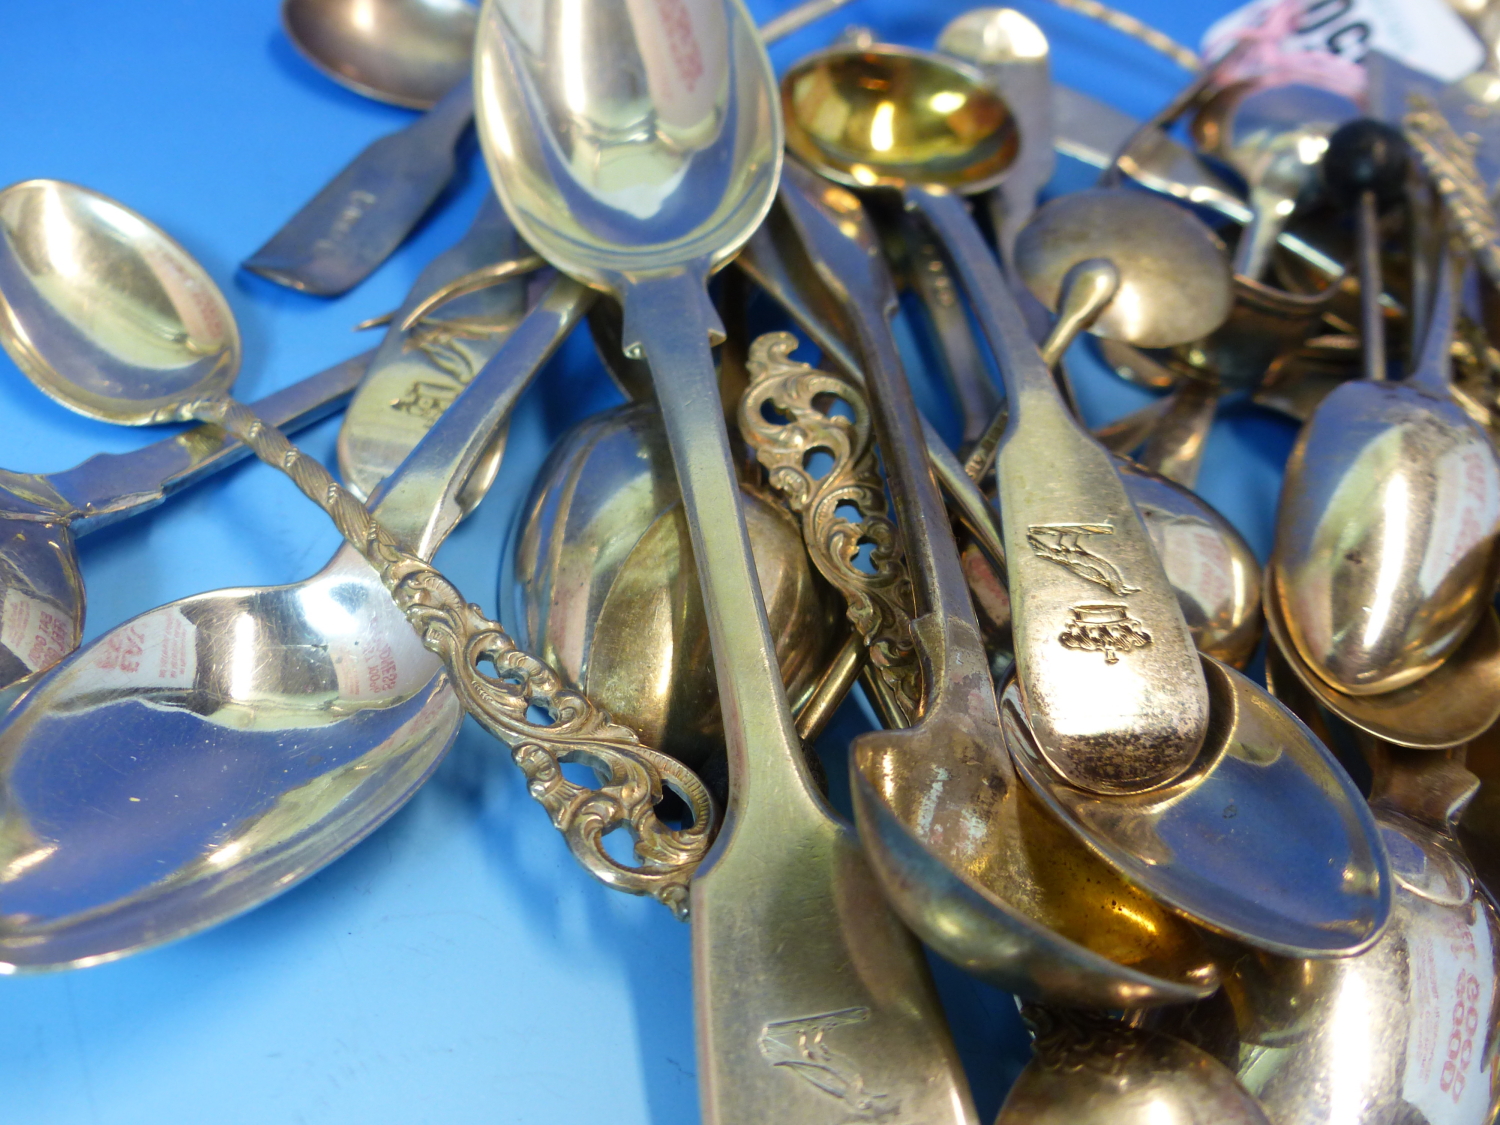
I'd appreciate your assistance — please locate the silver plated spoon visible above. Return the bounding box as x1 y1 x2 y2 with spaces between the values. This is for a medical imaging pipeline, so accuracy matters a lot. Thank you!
478 4 975 1122
247 0 854 295
0 351 368 700
0 268 600 971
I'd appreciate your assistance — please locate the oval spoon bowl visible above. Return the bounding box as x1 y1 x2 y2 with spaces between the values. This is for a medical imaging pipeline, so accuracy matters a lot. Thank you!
1001 656 1391 958
282 0 477 109
0 180 240 424
1273 379 1500 695
1265 568 1500 748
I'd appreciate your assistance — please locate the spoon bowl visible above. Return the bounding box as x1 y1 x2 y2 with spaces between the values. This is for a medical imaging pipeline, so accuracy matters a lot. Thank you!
1272 252 1500 696
783 45 1019 193
1014 187 1234 350
509 402 843 779
1265 570 1500 748
1001 658 1390 958
0 181 240 424
282 0 477 109
996 1008 1270 1124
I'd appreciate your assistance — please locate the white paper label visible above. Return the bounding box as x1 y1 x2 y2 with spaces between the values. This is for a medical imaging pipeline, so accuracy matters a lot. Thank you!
1 588 72 673
1203 0 1483 85
83 607 198 690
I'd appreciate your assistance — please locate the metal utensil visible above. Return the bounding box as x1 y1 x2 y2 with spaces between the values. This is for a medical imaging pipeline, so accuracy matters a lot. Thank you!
938 8 1055 273
995 1007 1270 1125
0 351 368 699
336 192 533 500
0 271 603 971
776 163 1219 1008
508 402 843 782
1193 82 1359 281
249 0 855 296
282 0 475 108
476 5 974 1121
784 40 1212 795
1169 644 1500 1125
1273 244 1500 697
1265 569 1500 750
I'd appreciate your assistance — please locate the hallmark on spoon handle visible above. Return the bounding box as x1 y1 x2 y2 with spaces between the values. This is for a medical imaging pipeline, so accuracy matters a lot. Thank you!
189 396 717 917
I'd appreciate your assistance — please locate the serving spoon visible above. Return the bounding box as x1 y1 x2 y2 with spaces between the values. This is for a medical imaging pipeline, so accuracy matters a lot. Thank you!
0 250 636 970
249 0 854 295
0 349 368 699
784 40 1212 796
477 4 976 1122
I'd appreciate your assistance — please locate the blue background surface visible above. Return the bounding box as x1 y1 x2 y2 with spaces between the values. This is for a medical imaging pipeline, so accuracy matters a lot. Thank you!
0 1 1292 1122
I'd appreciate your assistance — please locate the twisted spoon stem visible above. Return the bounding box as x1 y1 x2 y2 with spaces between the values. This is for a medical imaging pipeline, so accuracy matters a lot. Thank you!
187 395 716 919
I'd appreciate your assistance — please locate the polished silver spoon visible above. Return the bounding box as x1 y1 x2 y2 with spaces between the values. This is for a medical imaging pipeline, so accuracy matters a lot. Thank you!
784 40 1211 795
0 269 610 971
1272 246 1500 698
248 0 854 295
0 350 367 700
478 4 974 1122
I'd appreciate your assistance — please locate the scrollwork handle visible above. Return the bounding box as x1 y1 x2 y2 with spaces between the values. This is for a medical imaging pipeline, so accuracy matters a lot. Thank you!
186 397 716 919
737 332 922 723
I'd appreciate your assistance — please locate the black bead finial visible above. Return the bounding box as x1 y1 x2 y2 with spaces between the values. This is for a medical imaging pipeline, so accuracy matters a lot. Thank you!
1321 119 1411 212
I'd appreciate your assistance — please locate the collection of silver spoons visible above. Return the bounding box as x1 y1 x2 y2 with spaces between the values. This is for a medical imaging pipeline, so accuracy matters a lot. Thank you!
7 0 1500 1122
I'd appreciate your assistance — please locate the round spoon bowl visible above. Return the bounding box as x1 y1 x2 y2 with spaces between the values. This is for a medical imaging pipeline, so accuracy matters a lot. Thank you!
1265 570 1500 749
508 404 843 777
1001 656 1391 958
282 0 477 109
782 44 1019 193
1014 188 1233 349
997 1010 1270 1125
0 180 240 424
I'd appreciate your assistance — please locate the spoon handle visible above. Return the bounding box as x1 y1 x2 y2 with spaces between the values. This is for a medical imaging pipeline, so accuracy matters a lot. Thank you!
1406 245 1464 397
621 270 972 1125
905 184 1210 795
242 82 475 296
44 349 372 536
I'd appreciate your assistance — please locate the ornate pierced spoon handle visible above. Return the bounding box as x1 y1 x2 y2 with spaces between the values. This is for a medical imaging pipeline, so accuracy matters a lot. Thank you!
739 332 923 727
182 395 715 918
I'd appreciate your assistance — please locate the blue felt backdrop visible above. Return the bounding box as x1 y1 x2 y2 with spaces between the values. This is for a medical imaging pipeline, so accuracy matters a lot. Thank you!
0 1 1294 1122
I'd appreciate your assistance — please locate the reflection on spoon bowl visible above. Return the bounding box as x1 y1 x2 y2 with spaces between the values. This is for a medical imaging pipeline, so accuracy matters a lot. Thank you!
282 0 477 109
1000 656 1390 958
1265 568 1500 749
0 547 456 971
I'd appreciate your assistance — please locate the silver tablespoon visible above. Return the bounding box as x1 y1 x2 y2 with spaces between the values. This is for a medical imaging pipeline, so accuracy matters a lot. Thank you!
0 268 614 972
248 0 855 295
0 350 368 700
478 3 974 1122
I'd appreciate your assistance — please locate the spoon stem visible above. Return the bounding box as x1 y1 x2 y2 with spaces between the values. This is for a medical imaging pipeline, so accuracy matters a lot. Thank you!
906 184 1210 793
1408 245 1463 396
1357 190 1389 383
620 272 818 827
